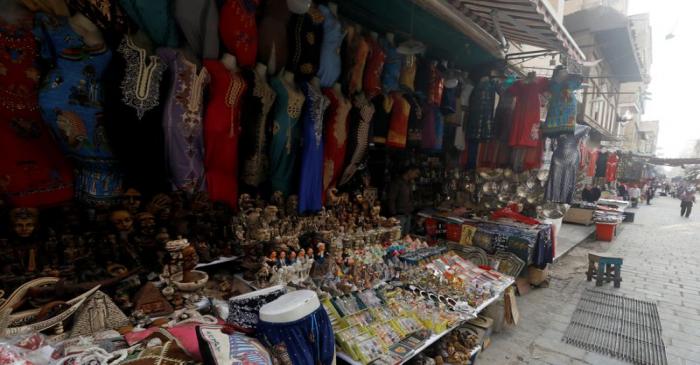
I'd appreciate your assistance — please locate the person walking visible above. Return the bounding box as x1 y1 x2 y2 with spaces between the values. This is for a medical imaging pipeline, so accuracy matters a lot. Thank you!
387 165 420 236
646 185 654 205
681 189 696 218
629 184 641 208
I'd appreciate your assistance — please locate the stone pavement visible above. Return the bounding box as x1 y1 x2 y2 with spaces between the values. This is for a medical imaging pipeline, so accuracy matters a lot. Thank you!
478 196 700 365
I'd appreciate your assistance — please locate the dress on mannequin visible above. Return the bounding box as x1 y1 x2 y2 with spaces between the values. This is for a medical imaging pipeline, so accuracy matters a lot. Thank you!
387 91 411 149
157 48 210 193
316 4 343 87
380 34 400 92
219 0 259 68
370 94 393 145
543 73 582 136
425 61 444 106
508 77 548 148
421 104 444 151
203 57 247 208
240 64 276 189
606 152 619 183
339 93 375 187
119 0 179 47
269 73 305 196
398 54 417 91
0 12 73 207
287 7 323 81
545 124 590 203
322 85 351 197
362 34 385 99
103 35 169 197
587 148 599 177
174 0 219 59
405 93 423 147
595 152 609 178
298 80 329 213
257 290 335 365
345 26 369 95
257 0 289 74
36 13 122 205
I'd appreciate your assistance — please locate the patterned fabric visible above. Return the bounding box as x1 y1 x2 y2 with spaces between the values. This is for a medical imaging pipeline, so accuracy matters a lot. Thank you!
219 0 259 68
103 35 169 196
226 287 287 332
158 48 209 193
0 14 73 207
203 60 247 208
316 4 343 88
380 37 401 92
36 13 122 206
322 87 351 198
339 93 375 187
467 78 499 140
121 332 193 365
345 28 369 95
269 76 305 196
240 69 276 188
120 0 179 47
543 75 582 136
198 325 273 365
298 82 330 213
257 306 335 365
287 7 324 80
545 124 590 203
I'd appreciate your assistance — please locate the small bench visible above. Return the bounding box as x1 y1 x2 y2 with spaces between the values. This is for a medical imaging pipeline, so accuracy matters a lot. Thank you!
586 253 623 288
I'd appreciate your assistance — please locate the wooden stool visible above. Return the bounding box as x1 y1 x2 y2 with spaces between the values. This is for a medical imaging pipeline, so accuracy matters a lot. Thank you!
586 253 623 288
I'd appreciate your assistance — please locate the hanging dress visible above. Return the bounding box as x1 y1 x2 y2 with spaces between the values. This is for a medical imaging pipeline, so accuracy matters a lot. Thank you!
0 15 73 207
103 35 169 197
380 37 400 92
203 60 246 208
298 82 329 213
606 153 619 183
345 28 369 95
36 13 121 206
157 48 209 193
508 77 548 148
240 69 276 189
543 75 582 136
258 0 289 74
363 36 385 100
322 87 351 198
288 7 324 81
545 125 590 203
339 94 375 187
269 76 305 196
587 148 599 177
65 0 131 47
467 78 499 140
316 4 343 88
119 0 179 47
386 92 411 149
174 0 219 59
219 0 259 68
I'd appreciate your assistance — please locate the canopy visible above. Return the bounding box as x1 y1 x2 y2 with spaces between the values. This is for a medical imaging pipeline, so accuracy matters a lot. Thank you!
450 0 585 60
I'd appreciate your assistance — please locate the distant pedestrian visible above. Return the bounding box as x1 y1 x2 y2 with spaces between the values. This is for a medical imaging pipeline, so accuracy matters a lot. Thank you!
617 184 628 201
681 190 696 218
629 185 641 208
646 186 654 205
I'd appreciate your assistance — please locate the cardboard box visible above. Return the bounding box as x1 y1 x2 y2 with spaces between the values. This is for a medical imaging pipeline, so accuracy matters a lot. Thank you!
528 266 549 286
563 207 594 225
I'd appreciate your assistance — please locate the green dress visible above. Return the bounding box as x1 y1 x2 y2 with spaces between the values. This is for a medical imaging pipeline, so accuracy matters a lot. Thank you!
268 76 305 196
120 0 179 47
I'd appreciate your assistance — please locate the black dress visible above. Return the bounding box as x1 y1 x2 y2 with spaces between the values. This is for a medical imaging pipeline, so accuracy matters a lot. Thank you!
545 124 590 203
239 69 276 191
287 7 324 81
103 36 169 197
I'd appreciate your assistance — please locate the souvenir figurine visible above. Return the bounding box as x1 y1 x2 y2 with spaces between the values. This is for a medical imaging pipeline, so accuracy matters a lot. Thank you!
286 195 299 216
148 193 174 224
122 188 143 215
270 191 285 213
277 250 287 267
1 208 45 284
238 193 254 212
288 250 297 265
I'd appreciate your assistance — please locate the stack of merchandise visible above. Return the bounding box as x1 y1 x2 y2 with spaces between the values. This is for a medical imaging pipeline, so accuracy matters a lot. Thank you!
593 205 625 224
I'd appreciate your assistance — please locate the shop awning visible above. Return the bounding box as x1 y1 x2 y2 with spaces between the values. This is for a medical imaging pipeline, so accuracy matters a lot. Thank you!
446 0 585 61
564 7 643 83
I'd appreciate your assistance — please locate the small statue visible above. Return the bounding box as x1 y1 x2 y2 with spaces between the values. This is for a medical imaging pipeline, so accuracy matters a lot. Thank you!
148 193 173 224
286 195 299 216
10 207 39 239
122 188 143 215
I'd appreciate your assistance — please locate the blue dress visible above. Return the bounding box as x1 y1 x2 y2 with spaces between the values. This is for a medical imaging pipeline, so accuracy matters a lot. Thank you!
380 37 401 92
543 75 583 136
35 13 122 206
298 82 329 213
316 4 343 87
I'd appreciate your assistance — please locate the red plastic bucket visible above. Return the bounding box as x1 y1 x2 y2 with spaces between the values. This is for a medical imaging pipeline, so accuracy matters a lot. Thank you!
596 223 617 241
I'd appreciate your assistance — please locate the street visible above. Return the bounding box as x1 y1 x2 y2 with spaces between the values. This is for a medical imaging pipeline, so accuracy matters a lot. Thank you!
478 195 700 365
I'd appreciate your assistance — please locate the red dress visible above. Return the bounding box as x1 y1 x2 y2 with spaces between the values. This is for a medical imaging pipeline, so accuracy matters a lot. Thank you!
203 60 247 209
219 0 259 68
386 92 410 149
322 87 351 199
508 78 549 148
587 149 599 177
605 153 619 182
362 36 385 99
0 17 73 207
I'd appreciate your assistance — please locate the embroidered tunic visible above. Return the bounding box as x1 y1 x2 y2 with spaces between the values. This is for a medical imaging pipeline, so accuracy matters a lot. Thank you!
203 60 247 208
220 0 259 68
0 15 73 207
158 48 209 193
322 87 351 198
104 36 169 196
269 76 304 196
36 13 122 205
298 82 329 213
240 69 276 189
287 7 324 81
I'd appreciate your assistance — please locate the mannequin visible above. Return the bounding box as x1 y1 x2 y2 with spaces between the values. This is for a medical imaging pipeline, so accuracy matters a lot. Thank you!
259 290 319 323
255 62 268 79
287 0 311 14
68 12 105 47
221 53 238 72
283 69 295 85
